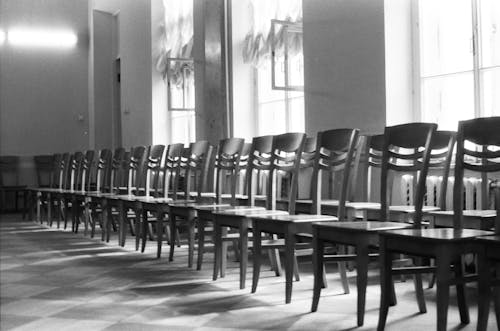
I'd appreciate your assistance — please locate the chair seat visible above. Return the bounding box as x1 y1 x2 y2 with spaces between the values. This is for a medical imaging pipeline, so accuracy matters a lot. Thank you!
195 205 263 212
250 214 338 223
389 205 440 213
215 208 288 217
381 228 493 242
427 209 497 218
315 221 411 232
135 196 172 203
346 201 381 210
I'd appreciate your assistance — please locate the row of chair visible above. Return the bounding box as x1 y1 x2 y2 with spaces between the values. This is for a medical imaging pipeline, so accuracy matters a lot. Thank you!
26 117 500 330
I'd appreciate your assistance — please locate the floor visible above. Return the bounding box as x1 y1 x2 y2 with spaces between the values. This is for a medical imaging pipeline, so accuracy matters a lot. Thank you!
0 213 496 331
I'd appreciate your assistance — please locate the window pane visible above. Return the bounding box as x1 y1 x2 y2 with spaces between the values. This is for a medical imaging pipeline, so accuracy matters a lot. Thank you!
419 0 473 76
257 100 287 135
479 0 500 67
421 72 475 130
288 92 305 132
170 110 195 144
481 67 500 116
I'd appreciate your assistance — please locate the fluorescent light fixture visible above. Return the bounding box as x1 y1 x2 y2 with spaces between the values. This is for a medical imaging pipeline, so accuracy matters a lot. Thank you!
0 30 5 45
8 28 77 48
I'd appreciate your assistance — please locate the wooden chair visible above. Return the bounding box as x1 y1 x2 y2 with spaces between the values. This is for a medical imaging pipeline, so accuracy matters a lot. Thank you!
26 155 53 220
168 140 234 268
477 180 500 331
196 141 255 270
249 129 359 304
85 147 126 240
131 143 184 257
213 133 305 288
105 146 149 246
377 118 498 331
34 153 63 224
70 149 112 236
311 123 440 327
0 156 27 214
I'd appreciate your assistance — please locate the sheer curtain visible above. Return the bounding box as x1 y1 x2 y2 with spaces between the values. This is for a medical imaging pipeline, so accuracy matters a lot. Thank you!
242 0 302 67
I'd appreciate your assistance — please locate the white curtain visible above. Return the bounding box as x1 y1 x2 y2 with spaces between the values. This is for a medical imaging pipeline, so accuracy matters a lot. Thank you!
242 0 302 67
156 0 194 79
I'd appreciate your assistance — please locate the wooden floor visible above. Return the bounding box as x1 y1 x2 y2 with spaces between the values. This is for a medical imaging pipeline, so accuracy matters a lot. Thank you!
0 213 496 331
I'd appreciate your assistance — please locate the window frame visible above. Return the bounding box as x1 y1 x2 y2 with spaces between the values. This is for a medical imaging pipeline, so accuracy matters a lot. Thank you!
166 57 195 112
270 19 304 92
414 0 500 125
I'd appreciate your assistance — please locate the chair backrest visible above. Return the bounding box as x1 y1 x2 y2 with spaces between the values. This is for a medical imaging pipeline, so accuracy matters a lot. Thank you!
109 148 126 192
246 135 273 206
0 156 20 187
144 144 165 197
127 146 147 195
237 142 253 195
380 123 437 227
95 149 112 192
214 137 245 205
267 132 306 213
34 155 54 188
358 134 384 202
50 154 63 188
311 128 360 220
453 117 500 230
181 141 213 200
427 130 456 209
162 143 184 199
70 152 84 191
78 150 95 192
60 153 72 190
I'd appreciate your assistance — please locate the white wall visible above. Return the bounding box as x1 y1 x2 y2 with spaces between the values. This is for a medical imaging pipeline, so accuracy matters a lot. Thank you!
0 0 91 156
303 0 386 136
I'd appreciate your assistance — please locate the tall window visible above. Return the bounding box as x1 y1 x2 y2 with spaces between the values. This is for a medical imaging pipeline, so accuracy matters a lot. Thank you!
241 0 304 136
157 0 195 144
418 0 500 130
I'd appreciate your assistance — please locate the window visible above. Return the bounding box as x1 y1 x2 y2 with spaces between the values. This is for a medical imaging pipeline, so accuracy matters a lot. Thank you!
234 0 304 137
166 58 196 144
418 0 500 130
157 0 195 144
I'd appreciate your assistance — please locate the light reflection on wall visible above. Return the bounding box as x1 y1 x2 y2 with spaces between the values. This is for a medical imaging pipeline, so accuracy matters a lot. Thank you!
7 28 77 48
0 30 5 45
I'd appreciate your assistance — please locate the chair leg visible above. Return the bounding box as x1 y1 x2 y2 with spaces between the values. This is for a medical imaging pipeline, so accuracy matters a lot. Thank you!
213 222 222 280
156 210 164 258
477 251 491 331
311 235 324 312
221 228 228 277
251 225 262 294
187 216 195 268
413 258 427 313
377 237 391 331
356 243 369 326
197 218 206 270
141 209 148 253
435 252 452 331
453 259 470 324
169 212 176 262
293 254 300 282
239 223 249 289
